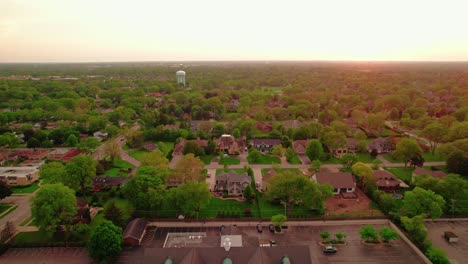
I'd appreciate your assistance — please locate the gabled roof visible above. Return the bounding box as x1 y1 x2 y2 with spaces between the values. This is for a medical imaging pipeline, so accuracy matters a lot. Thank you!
252 138 281 146
315 172 356 189
123 218 148 240
292 140 310 154
216 171 251 185
373 170 400 188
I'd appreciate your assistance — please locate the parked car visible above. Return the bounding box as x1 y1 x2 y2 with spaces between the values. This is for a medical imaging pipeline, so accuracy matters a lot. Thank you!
269 224 275 233
323 246 337 254
256 224 263 233
270 239 277 247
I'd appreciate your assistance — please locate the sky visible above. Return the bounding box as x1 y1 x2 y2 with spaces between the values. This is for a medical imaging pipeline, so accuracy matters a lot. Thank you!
1 0 468 62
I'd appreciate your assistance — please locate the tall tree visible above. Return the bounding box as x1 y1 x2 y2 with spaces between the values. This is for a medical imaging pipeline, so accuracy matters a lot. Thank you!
167 182 211 218
104 201 124 227
305 140 323 161
393 138 422 167
39 161 66 184
265 171 333 214
0 181 12 201
64 155 97 194
421 122 445 155
173 154 204 183
104 139 120 162
88 220 122 262
31 183 77 231
122 171 166 211
140 149 169 169
402 187 445 219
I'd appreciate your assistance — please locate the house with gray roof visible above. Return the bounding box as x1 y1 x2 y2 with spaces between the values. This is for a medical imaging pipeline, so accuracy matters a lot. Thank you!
215 171 252 196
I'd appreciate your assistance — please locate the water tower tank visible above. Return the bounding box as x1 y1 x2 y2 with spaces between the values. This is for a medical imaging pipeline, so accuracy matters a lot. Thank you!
176 70 186 86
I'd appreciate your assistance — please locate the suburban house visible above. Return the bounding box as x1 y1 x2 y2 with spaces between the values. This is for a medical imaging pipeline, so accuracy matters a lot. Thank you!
292 140 311 155
93 176 128 192
256 123 273 132
9 149 49 160
0 166 39 186
373 170 400 192
412 167 447 182
215 171 252 196
329 138 359 157
312 172 356 195
143 141 157 152
93 131 108 141
216 134 245 155
252 139 281 153
261 168 278 192
123 218 148 245
368 137 395 154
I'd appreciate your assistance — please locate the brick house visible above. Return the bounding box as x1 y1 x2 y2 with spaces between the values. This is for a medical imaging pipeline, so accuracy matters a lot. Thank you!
329 138 359 157
215 171 252 196
0 166 39 186
215 134 245 155
368 137 395 154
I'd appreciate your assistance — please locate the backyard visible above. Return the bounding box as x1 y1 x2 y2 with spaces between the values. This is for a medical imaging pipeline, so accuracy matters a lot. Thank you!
247 152 281 164
218 156 240 165
12 181 40 194
104 158 134 177
384 167 414 183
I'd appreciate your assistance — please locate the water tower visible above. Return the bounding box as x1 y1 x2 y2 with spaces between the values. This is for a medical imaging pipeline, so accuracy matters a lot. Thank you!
176 70 186 86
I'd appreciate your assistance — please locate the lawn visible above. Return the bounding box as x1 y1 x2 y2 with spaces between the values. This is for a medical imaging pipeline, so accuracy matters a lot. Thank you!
156 141 175 158
200 154 216 165
199 197 260 218
128 149 149 161
218 157 240 165
261 168 302 176
216 168 247 175
103 197 134 221
19 216 33 226
321 156 342 164
384 167 414 183
247 153 281 165
286 153 302 164
322 153 375 164
422 152 445 162
104 158 134 177
0 204 14 215
383 154 401 163
12 181 40 194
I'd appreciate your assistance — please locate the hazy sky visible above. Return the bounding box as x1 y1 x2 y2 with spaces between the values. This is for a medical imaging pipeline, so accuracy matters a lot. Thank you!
1 0 468 62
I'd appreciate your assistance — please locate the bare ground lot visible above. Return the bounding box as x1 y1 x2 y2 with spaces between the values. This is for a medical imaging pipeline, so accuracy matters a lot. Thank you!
324 188 384 217
425 220 468 264
117 223 425 264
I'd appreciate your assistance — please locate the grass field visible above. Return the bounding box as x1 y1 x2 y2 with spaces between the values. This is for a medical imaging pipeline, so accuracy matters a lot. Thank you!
199 197 260 218
128 149 148 161
247 153 281 164
218 157 240 165
201 154 216 165
384 167 414 182
422 152 445 162
156 141 175 157
104 158 134 177
103 197 134 222
383 154 400 163
12 181 40 194
216 168 248 175
286 153 302 164
0 204 14 215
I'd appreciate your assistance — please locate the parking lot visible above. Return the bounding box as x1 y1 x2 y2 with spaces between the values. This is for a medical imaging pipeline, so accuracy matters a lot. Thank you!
0 247 91 264
119 223 426 263
426 220 468 264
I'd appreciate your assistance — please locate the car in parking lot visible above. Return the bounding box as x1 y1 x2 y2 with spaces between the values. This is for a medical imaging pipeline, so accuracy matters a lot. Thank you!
256 224 263 233
323 246 337 254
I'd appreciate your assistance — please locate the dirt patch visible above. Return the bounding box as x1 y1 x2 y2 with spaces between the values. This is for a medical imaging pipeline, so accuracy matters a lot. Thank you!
324 188 383 217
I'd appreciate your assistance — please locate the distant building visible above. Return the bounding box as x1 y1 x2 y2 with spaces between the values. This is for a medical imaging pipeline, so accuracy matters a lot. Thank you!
373 170 400 192
215 134 245 155
176 70 186 86
0 166 39 186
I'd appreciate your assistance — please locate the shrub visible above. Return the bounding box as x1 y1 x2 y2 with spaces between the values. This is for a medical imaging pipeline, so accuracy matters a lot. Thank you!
320 231 330 241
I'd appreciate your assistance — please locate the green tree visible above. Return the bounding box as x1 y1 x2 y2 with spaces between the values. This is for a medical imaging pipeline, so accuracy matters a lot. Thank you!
173 153 205 183
335 232 346 241
271 214 287 227
31 183 77 231
305 140 323 161
393 138 422 167
249 149 262 163
39 161 66 184
446 151 468 177
232 128 241 138
77 137 101 153
104 201 124 227
183 141 204 156
379 227 398 243
351 162 373 184
65 134 78 147
104 139 120 162
400 215 427 247
140 149 169 169
309 160 322 172
320 231 330 241
243 185 253 203
123 171 166 211
402 187 445 219
426 247 451 264
88 220 122 261
359 225 379 242
421 122 445 155
341 154 358 168
64 155 97 195
322 130 347 151
0 181 12 200
27 137 40 148
167 182 211 218
271 145 285 157
265 171 333 214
